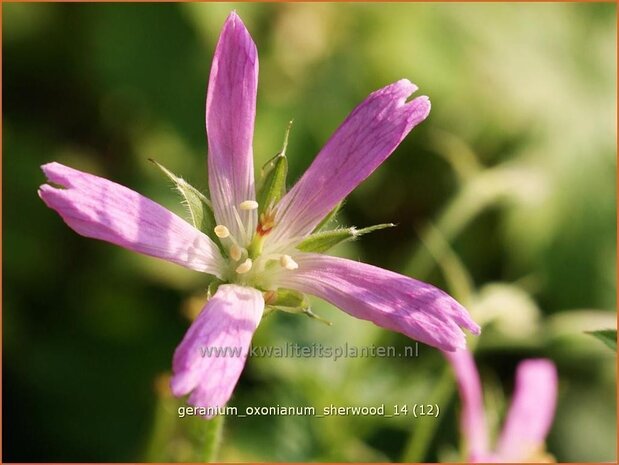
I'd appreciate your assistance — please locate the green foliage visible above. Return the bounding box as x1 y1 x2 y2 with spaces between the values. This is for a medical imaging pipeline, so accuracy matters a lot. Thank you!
587 330 617 352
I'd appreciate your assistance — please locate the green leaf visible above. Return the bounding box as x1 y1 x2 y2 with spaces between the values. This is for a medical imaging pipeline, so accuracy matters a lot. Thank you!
297 223 395 253
149 159 216 235
314 201 343 232
586 329 617 351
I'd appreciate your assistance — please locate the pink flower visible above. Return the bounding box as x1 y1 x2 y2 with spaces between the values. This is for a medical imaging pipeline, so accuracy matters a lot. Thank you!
39 11 479 416
445 349 558 462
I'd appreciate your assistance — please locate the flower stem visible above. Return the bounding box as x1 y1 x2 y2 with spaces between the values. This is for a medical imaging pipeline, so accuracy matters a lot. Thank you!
400 166 496 460
405 168 521 278
202 414 224 462
401 364 455 462
144 375 225 462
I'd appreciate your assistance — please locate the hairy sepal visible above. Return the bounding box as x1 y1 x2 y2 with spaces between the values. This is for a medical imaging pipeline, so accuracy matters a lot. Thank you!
313 201 343 232
149 159 217 235
297 223 395 253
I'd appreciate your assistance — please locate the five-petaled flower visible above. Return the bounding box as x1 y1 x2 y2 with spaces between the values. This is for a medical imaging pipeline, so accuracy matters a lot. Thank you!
445 349 558 462
39 11 479 416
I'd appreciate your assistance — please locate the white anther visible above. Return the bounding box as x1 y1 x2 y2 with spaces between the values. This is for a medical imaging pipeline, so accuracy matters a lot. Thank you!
235 258 253 274
239 200 259 211
229 244 244 261
214 225 230 238
280 254 299 270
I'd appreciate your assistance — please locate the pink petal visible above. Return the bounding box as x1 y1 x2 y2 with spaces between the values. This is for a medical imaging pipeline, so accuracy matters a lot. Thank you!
495 359 558 461
277 253 479 351
468 453 500 463
443 349 489 459
267 80 430 247
206 12 258 244
38 162 225 276
170 284 264 417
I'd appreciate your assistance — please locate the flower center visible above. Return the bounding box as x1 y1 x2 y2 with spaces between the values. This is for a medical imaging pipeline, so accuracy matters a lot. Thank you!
214 199 298 288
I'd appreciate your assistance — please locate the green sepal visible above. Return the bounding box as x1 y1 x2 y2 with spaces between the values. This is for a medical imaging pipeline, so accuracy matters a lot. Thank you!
149 159 216 235
265 288 332 326
257 121 292 215
257 154 288 215
276 305 333 326
297 223 396 253
207 278 224 300
314 201 343 232
586 329 617 352
267 288 307 308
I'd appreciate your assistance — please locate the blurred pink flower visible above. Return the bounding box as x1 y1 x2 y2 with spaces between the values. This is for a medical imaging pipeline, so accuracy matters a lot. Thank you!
39 11 479 416
445 349 558 462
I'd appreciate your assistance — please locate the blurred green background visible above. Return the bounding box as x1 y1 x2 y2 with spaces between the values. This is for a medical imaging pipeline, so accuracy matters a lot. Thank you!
3 2 616 462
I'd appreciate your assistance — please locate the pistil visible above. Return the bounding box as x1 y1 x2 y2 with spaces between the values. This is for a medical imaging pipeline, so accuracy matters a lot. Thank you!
248 233 265 259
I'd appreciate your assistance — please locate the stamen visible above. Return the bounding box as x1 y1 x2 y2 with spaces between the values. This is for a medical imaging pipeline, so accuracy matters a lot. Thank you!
214 225 230 238
239 200 259 211
280 254 299 270
229 244 244 261
235 258 253 274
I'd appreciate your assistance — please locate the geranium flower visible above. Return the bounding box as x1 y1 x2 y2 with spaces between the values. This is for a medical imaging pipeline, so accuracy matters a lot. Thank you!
445 349 558 462
39 11 479 415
